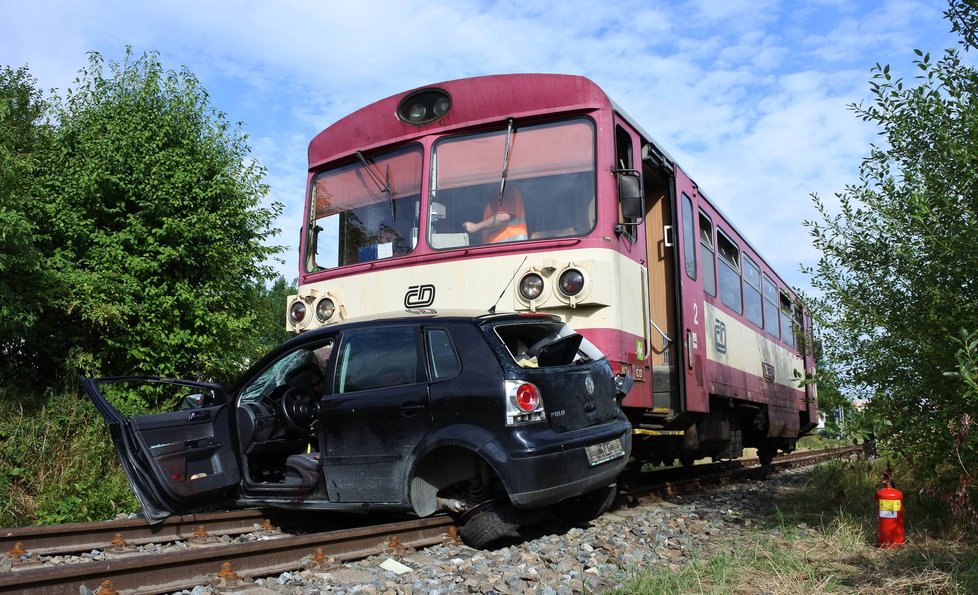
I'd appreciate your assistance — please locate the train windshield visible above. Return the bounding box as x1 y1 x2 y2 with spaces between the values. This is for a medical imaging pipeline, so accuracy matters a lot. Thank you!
309 144 423 270
428 118 596 249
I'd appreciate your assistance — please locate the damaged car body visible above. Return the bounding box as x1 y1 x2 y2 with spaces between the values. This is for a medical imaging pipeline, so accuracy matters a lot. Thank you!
84 310 633 547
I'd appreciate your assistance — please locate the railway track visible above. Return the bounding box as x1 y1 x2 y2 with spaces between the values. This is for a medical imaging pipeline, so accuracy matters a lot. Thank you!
0 445 865 595
621 444 866 500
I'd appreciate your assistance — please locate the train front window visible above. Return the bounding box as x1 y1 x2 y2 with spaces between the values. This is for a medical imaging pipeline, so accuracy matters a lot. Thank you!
428 119 596 248
308 145 423 270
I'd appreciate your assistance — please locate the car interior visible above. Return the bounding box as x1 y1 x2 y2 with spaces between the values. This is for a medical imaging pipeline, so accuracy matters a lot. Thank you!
234 342 332 491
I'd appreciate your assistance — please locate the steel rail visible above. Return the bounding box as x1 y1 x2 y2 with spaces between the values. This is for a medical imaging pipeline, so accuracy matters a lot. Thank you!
0 515 455 595
0 509 268 557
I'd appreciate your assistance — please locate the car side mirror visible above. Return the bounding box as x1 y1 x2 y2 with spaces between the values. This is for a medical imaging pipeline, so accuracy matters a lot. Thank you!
178 393 212 410
618 173 644 220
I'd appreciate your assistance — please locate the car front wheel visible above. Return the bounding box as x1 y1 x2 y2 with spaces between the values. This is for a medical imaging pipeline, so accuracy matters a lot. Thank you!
458 503 525 548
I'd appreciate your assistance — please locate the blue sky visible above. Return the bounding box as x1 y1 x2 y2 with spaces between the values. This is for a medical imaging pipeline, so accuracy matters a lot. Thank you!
0 0 967 291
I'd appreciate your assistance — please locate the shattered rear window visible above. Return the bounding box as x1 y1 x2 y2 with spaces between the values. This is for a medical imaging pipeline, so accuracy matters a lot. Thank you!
493 321 604 368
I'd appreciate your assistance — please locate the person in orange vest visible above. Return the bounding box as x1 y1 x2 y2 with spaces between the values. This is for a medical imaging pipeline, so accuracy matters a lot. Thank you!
463 185 528 244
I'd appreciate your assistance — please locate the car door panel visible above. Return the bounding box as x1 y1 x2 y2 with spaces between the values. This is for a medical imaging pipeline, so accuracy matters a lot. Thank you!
127 406 238 498
82 377 239 520
322 325 431 504
322 383 430 503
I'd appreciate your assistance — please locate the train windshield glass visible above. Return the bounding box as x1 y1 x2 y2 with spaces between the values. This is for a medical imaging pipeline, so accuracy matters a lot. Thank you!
309 145 423 269
428 118 595 249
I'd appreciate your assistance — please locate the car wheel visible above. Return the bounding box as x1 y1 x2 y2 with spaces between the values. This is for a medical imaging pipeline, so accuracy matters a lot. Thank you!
458 504 525 549
553 484 617 525
758 447 775 466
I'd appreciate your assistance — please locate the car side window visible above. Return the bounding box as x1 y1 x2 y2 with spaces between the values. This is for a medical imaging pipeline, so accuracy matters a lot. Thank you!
334 327 420 393
425 328 460 380
238 339 333 404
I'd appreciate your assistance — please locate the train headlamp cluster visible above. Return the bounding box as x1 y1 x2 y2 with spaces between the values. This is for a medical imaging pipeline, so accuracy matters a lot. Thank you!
288 292 342 331
397 88 452 126
517 263 593 311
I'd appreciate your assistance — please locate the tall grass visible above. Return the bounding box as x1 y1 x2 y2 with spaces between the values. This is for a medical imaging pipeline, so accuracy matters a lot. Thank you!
615 457 978 594
0 388 136 526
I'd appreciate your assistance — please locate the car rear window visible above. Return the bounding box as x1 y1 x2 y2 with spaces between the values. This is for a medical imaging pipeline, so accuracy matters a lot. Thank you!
492 321 604 367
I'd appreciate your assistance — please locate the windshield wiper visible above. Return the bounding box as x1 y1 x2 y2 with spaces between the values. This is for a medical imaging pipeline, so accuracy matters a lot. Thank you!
497 118 514 206
355 150 396 220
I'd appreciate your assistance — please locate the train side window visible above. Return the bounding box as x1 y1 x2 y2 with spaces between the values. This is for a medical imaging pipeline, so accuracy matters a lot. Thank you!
743 256 763 328
716 230 742 314
699 212 716 297
682 193 696 279
763 275 780 338
779 292 795 348
793 304 807 354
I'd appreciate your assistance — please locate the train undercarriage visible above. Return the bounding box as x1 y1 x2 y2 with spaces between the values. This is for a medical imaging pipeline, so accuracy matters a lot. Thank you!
625 396 812 470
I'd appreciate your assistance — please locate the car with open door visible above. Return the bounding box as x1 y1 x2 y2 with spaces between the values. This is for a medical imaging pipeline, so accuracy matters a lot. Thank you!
84 310 633 548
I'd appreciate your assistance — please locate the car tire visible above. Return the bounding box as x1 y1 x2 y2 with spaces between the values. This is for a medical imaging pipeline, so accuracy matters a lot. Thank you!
553 484 617 525
458 504 524 549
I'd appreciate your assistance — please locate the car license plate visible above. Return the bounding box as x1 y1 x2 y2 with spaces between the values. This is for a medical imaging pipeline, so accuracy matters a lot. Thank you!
586 438 624 466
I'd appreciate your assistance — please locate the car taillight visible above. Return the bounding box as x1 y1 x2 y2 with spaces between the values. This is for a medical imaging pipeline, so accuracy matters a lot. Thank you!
505 380 545 426
515 383 539 411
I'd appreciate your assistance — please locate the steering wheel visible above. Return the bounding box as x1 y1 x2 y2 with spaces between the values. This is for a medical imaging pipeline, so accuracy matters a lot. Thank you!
279 388 320 435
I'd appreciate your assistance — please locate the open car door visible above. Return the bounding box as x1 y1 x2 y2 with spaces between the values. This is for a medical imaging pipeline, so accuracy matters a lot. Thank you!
82 377 240 522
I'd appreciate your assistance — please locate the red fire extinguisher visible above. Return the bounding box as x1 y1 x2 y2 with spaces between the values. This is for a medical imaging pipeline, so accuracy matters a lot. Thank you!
876 471 904 548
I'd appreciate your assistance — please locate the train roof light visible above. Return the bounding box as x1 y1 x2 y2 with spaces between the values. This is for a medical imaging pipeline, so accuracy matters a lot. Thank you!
397 88 452 125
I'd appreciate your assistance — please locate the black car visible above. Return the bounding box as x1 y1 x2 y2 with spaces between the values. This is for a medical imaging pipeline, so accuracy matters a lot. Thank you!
84 310 633 547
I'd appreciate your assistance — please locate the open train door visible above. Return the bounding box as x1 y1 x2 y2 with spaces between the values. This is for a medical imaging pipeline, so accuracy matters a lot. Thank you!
670 165 709 416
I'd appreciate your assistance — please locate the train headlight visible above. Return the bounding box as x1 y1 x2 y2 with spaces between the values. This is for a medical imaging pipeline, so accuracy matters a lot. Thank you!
407 103 427 121
288 300 307 325
558 268 586 296
433 96 451 117
316 298 335 322
397 88 452 125
519 273 545 300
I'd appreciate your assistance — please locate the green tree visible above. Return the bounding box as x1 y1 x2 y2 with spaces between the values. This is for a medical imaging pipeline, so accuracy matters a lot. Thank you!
239 275 298 366
0 66 51 385
25 49 283 394
805 1 977 522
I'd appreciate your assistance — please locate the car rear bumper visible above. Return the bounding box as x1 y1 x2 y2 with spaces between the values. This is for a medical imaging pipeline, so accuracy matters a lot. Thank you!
493 418 632 507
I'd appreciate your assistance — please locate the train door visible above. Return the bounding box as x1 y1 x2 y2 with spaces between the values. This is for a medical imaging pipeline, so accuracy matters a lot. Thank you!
615 121 682 420
671 166 709 414
639 146 680 417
